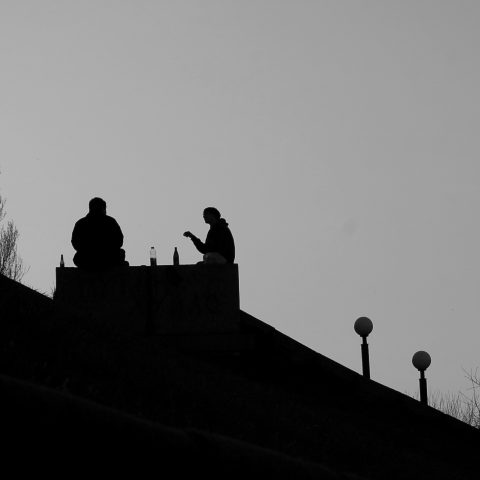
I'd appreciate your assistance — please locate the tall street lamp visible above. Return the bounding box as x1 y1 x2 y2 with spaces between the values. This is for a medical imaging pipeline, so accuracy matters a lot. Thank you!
412 351 431 405
354 316 373 380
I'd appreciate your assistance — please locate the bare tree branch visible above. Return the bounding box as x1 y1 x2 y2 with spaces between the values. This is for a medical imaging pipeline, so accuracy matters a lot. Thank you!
417 368 480 429
0 194 27 282
0 194 6 223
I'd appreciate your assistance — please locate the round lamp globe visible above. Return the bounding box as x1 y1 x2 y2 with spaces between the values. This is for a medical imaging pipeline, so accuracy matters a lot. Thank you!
354 317 373 337
412 351 431 372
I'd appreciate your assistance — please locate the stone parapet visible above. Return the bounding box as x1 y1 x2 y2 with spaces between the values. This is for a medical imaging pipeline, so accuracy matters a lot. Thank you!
54 264 240 335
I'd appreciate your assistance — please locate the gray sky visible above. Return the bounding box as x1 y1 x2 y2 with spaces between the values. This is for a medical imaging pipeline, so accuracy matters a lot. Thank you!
2 0 480 398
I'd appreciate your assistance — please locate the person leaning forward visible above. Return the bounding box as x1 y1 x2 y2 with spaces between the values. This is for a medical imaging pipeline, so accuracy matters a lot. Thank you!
71 197 128 271
184 207 235 264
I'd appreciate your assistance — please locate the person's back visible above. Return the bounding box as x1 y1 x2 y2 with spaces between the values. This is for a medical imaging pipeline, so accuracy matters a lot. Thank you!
204 217 235 263
71 197 128 271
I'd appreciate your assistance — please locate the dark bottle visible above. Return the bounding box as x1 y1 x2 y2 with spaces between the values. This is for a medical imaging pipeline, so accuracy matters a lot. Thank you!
60 254 65 268
150 247 157 266
173 247 179 265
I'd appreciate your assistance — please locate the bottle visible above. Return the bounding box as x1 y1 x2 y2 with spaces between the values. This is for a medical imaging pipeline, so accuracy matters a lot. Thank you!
60 254 65 268
150 247 157 266
173 247 179 266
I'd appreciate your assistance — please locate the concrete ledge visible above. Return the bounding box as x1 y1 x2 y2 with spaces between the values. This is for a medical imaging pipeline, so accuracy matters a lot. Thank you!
54 264 241 335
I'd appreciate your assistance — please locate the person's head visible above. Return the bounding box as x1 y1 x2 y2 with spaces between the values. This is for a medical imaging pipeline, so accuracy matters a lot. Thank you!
203 207 221 225
89 197 107 215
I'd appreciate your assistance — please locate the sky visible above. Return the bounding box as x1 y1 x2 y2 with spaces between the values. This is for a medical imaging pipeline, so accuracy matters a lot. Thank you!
1 0 480 399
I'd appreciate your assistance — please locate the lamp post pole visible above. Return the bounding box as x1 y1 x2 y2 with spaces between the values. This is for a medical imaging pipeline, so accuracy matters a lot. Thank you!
419 370 428 405
361 336 370 379
354 317 373 380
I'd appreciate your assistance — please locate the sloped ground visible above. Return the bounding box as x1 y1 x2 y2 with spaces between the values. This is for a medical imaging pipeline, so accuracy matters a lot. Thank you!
1 274 479 479
0 374 360 480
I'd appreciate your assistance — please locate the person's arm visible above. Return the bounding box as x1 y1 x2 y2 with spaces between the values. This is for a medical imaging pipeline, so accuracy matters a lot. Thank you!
184 231 207 254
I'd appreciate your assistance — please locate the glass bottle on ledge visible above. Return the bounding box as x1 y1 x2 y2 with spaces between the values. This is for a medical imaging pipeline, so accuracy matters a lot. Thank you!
150 247 157 266
60 254 65 268
173 247 179 265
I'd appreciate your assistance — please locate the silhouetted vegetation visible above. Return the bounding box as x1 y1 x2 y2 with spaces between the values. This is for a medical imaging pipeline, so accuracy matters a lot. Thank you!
0 192 27 282
416 369 480 428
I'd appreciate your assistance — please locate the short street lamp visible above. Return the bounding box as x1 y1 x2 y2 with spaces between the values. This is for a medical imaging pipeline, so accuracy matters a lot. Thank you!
412 351 431 405
354 316 373 379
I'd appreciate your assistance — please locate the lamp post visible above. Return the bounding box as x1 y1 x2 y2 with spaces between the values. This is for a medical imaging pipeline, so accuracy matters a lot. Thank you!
412 351 431 405
354 316 373 379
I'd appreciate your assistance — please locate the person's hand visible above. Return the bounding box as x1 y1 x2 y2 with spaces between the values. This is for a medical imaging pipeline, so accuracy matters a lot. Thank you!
183 231 193 239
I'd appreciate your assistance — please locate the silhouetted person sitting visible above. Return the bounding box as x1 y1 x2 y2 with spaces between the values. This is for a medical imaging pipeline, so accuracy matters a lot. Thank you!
184 207 235 264
71 197 128 271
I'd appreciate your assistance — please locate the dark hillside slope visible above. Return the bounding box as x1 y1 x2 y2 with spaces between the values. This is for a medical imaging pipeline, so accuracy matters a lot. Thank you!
1 274 479 479
0 374 359 479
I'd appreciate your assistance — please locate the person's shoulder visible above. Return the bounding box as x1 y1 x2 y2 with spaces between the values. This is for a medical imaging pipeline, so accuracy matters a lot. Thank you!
221 220 233 234
105 215 122 227
218 218 230 228
74 215 88 227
